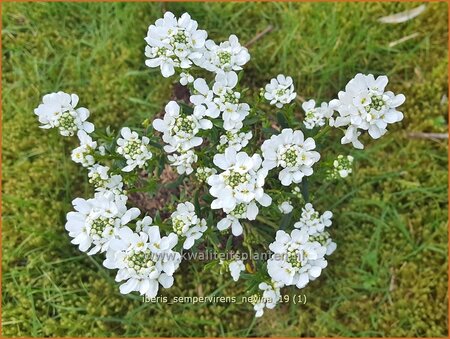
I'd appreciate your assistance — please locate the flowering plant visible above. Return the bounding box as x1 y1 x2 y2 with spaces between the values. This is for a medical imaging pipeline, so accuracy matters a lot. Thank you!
35 11 405 317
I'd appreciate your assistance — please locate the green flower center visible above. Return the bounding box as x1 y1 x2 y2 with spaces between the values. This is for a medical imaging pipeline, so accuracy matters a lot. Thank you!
310 211 319 221
89 216 115 237
173 116 196 135
223 90 239 104
196 167 214 182
58 112 77 133
286 248 304 268
367 95 385 112
156 47 169 57
306 110 316 120
172 217 186 236
334 155 352 171
123 139 142 160
310 231 330 246
125 249 154 272
225 170 250 188
173 31 188 44
276 88 287 97
217 51 232 66
231 203 247 218
279 145 304 168
89 173 107 188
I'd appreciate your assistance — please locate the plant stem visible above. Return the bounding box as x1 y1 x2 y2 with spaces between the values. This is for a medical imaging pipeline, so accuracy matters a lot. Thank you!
256 215 278 228
315 125 331 140
301 177 310 203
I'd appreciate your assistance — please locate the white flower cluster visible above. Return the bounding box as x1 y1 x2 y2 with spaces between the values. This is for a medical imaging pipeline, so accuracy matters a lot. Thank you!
35 91 185 301
264 74 296 108
153 101 212 174
228 259 246 282
65 191 140 255
190 72 250 131
262 128 320 186
116 127 153 172
36 11 407 320
329 73 405 149
196 34 250 75
171 202 207 250
294 203 336 262
88 164 124 195
329 154 354 179
71 131 97 167
252 281 282 317
208 147 272 236
217 130 252 153
195 166 217 182
302 99 334 129
145 12 249 79
34 92 94 137
263 203 335 315
267 229 327 289
104 222 182 298
145 12 207 77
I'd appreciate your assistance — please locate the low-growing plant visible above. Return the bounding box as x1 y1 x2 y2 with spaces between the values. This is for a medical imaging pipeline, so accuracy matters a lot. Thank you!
34 11 405 317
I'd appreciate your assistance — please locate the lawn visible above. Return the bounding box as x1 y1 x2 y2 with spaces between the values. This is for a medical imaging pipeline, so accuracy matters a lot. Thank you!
1 1 448 337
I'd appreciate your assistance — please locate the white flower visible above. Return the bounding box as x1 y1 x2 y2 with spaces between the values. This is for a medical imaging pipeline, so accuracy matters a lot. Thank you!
190 78 220 118
222 102 250 131
329 154 354 179
217 214 242 236
302 99 334 129
180 72 194 86
208 147 272 212
309 231 337 256
217 130 252 153
197 34 250 74
153 101 212 152
171 202 207 250
216 201 261 236
252 281 283 317
145 12 207 77
264 75 296 108
294 203 332 235
116 127 153 172
34 92 94 136
229 260 245 281
278 201 293 214
212 72 240 109
88 164 124 194
329 73 405 149
294 203 336 256
71 131 97 167
168 150 197 175
103 225 181 298
195 167 217 182
267 229 328 289
190 74 249 131
65 191 140 255
261 128 320 186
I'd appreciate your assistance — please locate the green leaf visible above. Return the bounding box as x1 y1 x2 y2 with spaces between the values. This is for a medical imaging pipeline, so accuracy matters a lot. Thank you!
179 102 194 114
243 116 260 126
276 111 289 128
165 174 185 189
280 212 293 230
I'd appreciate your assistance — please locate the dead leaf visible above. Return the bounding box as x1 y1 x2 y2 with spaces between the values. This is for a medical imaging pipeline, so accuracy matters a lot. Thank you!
378 5 426 24
389 33 419 47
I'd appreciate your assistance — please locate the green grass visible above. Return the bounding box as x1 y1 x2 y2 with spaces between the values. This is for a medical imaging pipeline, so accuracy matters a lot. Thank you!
2 1 448 337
